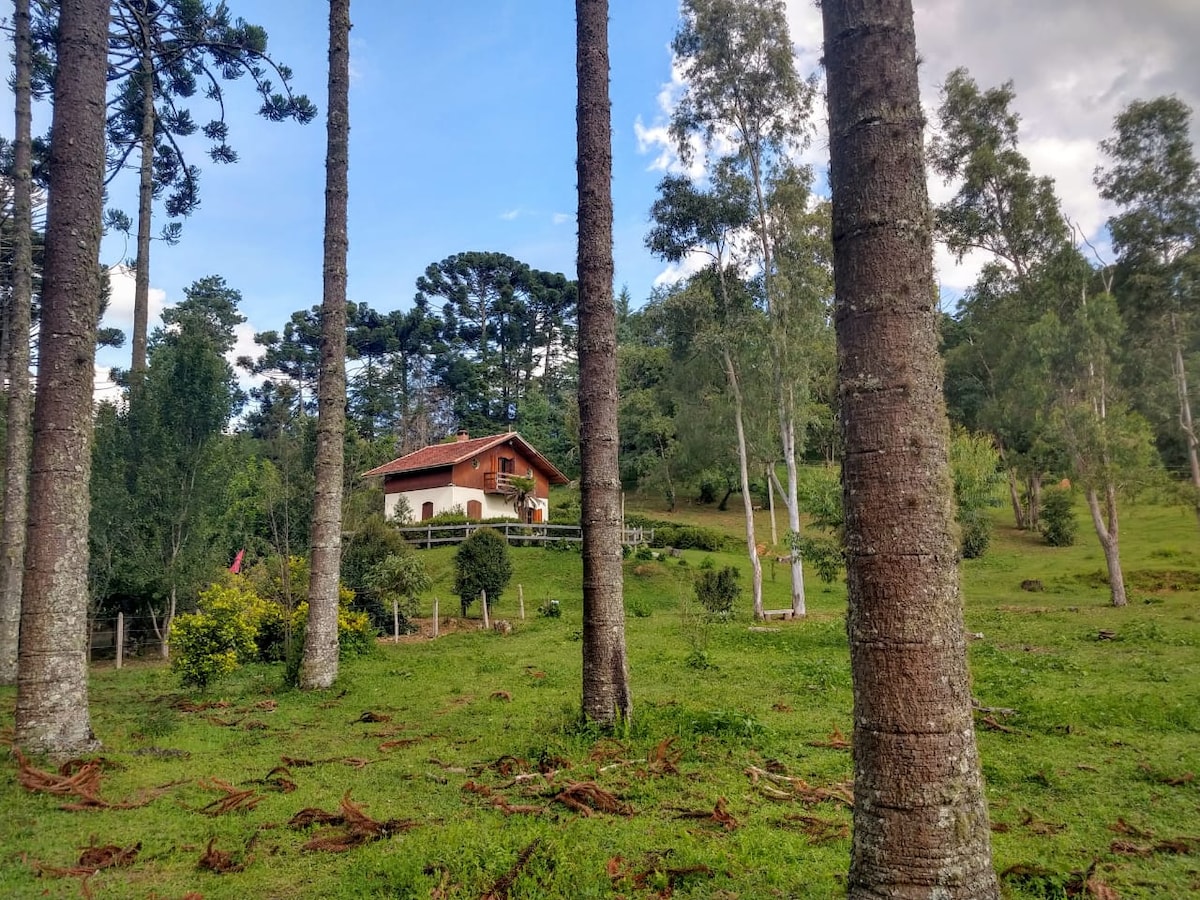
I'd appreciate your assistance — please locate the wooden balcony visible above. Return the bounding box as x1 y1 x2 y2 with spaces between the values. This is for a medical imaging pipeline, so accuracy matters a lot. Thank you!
483 471 517 494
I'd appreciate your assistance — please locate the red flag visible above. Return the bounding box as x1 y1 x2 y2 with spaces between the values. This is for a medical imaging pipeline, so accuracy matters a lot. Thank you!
230 549 245 574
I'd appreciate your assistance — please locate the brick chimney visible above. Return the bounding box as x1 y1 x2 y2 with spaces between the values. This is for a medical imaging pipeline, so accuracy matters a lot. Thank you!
456 430 469 442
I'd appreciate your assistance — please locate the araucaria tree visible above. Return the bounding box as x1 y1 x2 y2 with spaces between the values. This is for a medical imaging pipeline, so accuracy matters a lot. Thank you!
0 0 36 685
300 0 351 691
576 0 632 726
16 0 111 755
821 0 999 894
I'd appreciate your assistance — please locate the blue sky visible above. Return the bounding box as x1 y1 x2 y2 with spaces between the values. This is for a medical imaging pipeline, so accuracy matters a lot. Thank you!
5 0 1197 389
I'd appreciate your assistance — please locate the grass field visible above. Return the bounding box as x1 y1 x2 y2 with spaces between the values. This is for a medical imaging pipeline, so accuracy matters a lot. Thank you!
1 496 1198 898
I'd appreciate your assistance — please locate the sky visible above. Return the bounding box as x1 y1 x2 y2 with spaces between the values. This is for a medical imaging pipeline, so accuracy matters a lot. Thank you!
6 1 1199 394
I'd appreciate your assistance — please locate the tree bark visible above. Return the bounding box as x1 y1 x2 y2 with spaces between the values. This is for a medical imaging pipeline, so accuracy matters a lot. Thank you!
300 0 351 691
1085 485 1127 607
15 0 110 757
1169 317 1200 525
0 0 35 686
577 0 631 727
131 21 155 378
822 1 999 896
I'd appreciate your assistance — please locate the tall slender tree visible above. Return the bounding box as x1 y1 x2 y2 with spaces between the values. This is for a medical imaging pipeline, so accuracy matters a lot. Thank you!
576 0 631 726
15 0 110 755
300 0 351 690
821 0 999 894
0 0 36 686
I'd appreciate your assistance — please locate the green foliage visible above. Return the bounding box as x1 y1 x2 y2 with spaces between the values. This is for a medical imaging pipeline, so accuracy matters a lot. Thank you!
452 527 513 615
537 598 562 618
170 580 260 688
341 515 412 625
694 565 740 618
1040 487 1078 547
791 533 844 584
796 465 843 531
951 429 1003 558
364 552 431 629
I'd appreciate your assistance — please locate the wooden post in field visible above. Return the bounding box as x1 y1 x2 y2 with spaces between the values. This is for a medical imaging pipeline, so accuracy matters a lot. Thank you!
433 598 439 638
481 590 490 629
518 584 525 620
115 611 124 670
393 598 400 643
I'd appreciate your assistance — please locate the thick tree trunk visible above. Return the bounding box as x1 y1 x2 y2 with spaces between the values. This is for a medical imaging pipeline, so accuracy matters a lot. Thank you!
300 0 351 691
0 0 35 686
576 0 631 727
723 349 764 619
1085 484 1127 607
15 0 110 757
822 1 999 896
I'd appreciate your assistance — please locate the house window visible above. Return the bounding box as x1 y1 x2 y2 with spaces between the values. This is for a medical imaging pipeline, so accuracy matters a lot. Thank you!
421 501 434 521
499 456 514 474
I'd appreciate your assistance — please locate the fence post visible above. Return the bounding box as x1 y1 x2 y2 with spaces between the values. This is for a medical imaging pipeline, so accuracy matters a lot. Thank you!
393 597 400 643
433 598 439 638
116 611 124 670
518 584 525 620
481 590 490 629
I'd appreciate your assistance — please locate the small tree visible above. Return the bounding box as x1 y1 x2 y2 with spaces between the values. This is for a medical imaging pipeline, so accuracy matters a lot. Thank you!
1040 486 1078 547
694 565 740 618
365 553 431 634
453 527 512 616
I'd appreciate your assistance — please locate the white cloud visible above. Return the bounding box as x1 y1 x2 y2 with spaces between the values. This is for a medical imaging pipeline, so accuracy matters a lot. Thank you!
552 212 573 226
500 208 522 221
104 264 167 336
652 249 711 288
228 321 265 392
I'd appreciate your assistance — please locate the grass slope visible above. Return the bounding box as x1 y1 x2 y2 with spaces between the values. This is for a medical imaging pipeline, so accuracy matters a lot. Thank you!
1 499 1198 898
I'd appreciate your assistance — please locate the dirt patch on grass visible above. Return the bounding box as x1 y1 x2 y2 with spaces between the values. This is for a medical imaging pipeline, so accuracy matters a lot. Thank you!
378 616 484 644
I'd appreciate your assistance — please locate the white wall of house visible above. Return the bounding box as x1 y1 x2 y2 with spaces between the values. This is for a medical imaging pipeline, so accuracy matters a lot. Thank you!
386 486 548 523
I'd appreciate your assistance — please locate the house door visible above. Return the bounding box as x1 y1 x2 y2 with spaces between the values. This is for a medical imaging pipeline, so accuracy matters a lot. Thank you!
467 499 482 520
421 501 434 521
532 507 543 524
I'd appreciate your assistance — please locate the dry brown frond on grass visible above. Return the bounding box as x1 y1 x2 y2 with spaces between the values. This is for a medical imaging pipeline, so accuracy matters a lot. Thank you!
481 839 541 900
291 792 419 852
743 765 853 808
807 728 850 750
552 781 632 817
197 778 262 815
198 837 245 873
16 749 179 811
671 797 739 831
781 813 849 844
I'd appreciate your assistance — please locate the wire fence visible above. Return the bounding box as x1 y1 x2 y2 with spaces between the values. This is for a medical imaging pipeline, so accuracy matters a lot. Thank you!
88 613 165 666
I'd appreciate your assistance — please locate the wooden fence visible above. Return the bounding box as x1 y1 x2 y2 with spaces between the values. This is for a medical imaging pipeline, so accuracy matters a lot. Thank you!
395 522 654 549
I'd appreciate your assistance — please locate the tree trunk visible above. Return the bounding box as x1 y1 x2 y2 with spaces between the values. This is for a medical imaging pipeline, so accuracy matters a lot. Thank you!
300 0 351 691
779 411 807 616
576 0 631 727
15 0 110 757
822 1 999 896
1085 484 1127 607
0 0 35 686
1170 317 1200 526
131 34 155 378
723 349 763 619
1027 471 1042 532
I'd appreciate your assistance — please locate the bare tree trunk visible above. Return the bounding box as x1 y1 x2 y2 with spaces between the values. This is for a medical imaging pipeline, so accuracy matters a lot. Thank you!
300 0 351 691
822 0 999 895
1027 471 1043 532
0 0 36 686
1170 317 1200 526
131 31 155 377
723 350 763 618
1085 484 1127 607
577 0 631 727
766 464 777 546
15 0 110 757
778 413 806 616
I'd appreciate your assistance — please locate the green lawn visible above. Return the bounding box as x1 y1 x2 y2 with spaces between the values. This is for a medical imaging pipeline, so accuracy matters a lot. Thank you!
1 498 1198 898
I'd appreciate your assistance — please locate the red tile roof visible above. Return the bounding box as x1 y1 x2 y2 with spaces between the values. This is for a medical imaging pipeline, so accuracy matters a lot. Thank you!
361 432 569 484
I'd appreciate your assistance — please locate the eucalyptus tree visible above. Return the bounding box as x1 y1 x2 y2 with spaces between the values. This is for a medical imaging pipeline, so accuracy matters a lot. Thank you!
1096 96 1200 520
0 0 36 686
576 0 631 727
299 0 351 691
669 0 817 614
16 0 110 756
821 0 999 893
930 68 1071 530
646 165 768 617
99 0 316 376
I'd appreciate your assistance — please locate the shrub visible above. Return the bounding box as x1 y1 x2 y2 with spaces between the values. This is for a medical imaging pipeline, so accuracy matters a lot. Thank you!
1040 487 1078 547
959 511 991 559
171 580 260 688
453 527 513 616
341 515 411 623
537 598 562 618
791 534 844 584
363 552 431 634
695 565 740 618
950 429 1002 558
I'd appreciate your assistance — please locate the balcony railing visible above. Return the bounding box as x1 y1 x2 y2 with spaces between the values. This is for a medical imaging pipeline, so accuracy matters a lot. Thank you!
484 471 519 494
